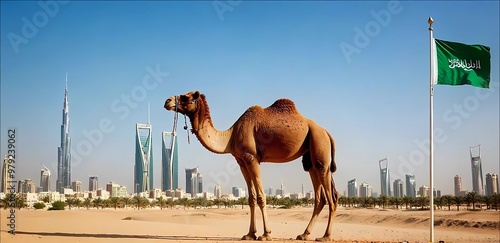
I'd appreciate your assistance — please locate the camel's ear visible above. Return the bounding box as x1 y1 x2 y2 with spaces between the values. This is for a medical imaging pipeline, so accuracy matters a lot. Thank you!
193 91 200 100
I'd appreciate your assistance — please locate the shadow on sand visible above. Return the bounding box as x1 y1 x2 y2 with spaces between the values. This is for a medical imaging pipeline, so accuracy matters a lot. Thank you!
13 231 242 241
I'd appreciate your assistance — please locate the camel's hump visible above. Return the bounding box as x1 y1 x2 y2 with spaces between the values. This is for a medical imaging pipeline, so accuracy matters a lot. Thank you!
267 98 297 113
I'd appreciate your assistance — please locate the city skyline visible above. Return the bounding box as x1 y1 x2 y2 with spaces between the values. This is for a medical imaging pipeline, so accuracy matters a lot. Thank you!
1 1 499 196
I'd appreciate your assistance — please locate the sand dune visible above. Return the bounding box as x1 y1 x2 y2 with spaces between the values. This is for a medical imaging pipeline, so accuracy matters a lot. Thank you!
1 207 499 243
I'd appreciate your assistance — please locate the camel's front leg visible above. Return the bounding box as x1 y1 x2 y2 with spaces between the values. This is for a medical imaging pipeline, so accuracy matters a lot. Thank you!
248 161 272 241
238 162 257 240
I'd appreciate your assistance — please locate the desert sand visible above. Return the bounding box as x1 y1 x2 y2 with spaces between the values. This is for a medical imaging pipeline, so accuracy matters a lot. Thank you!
1 207 499 243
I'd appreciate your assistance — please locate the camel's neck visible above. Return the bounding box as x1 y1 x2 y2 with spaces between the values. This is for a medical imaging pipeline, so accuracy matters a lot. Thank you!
187 96 232 154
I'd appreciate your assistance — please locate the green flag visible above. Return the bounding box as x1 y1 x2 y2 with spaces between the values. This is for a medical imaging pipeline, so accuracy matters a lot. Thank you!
434 38 491 88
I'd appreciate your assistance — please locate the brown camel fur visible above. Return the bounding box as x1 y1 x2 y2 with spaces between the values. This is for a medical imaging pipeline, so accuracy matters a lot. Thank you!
164 91 338 241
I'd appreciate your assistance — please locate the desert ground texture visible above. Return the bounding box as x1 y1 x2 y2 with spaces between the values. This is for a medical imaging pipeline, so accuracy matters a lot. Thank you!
1 207 499 243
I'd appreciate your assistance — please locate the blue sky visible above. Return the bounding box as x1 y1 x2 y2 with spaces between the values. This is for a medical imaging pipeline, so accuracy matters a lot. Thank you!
1 1 498 196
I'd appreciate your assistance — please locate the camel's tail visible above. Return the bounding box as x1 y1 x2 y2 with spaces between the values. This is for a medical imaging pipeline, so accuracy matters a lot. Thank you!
328 132 336 173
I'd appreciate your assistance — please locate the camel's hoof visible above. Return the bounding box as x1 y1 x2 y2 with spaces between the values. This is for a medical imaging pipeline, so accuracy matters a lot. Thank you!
257 234 272 241
315 236 332 242
241 234 257 240
296 234 309 241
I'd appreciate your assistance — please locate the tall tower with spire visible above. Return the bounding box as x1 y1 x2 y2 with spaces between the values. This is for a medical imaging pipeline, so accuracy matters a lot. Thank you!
56 73 72 193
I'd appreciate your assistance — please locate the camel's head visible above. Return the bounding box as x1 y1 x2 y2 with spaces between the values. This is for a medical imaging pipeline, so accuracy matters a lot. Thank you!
164 90 201 115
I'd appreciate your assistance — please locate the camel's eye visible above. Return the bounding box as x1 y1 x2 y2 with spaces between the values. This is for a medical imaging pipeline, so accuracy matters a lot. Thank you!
180 95 189 102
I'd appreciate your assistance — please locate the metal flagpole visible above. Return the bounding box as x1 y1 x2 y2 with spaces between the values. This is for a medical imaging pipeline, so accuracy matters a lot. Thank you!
428 16 435 243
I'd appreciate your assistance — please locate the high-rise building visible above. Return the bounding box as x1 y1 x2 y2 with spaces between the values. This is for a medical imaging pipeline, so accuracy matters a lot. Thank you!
71 181 82 192
89 176 98 191
185 167 202 196
18 179 36 193
135 123 153 193
393 179 404 198
454 175 462 197
268 187 274 196
214 183 222 198
2 155 9 194
232 187 242 197
359 182 372 197
405 174 416 197
162 131 179 191
418 185 430 198
470 145 484 195
485 173 499 196
347 179 358 197
39 164 51 192
379 158 391 197
433 189 441 198
106 182 128 197
56 74 72 193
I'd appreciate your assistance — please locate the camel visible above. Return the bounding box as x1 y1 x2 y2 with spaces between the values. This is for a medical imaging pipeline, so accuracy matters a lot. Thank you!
164 91 338 241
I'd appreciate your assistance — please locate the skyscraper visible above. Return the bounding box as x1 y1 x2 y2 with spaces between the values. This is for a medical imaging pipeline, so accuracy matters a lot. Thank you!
470 145 484 195
89 176 98 191
379 158 391 197
485 173 499 196
418 185 430 197
347 179 358 197
359 182 372 197
393 179 403 198
454 175 462 196
405 174 416 197
135 123 153 193
162 131 179 191
40 164 51 192
71 181 82 192
56 74 72 193
1 155 9 194
185 167 202 196
214 183 222 198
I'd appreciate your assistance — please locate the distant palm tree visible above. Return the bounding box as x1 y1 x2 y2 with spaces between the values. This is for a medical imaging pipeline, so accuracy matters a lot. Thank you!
132 195 142 210
66 198 74 210
83 198 92 210
121 197 131 209
441 195 453 210
93 197 103 209
418 196 428 210
156 197 166 210
110 197 120 210
178 198 189 209
212 198 221 209
482 195 492 210
491 193 500 211
379 195 389 209
74 198 82 209
402 196 412 209
15 195 26 210
434 197 442 210
466 191 481 210
453 196 463 211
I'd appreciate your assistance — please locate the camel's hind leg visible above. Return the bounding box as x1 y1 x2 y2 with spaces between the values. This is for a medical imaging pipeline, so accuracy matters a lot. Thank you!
315 169 337 242
300 124 338 242
296 167 326 241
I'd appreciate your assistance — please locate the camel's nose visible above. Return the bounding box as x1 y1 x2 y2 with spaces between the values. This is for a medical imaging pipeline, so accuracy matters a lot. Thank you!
164 98 172 109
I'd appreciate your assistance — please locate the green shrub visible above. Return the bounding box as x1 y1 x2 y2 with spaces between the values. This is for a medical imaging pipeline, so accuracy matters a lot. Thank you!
48 201 66 211
33 202 45 210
